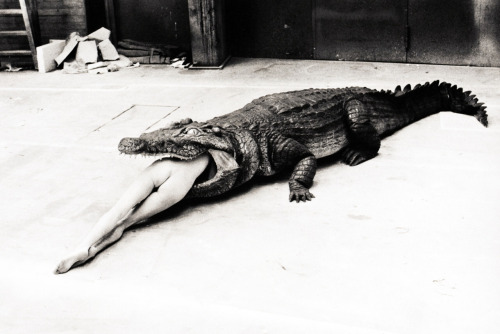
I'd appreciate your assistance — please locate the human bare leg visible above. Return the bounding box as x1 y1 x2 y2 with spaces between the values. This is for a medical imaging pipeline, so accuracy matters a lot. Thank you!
55 154 210 274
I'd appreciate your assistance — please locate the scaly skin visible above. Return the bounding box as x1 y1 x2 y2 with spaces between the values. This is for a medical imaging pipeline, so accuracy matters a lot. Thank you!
118 81 488 202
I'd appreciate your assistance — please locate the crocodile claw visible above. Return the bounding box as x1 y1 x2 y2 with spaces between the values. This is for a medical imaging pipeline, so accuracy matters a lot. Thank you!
289 189 315 203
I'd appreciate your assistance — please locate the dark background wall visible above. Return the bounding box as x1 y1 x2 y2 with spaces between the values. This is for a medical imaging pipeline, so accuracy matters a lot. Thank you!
113 0 191 52
226 0 500 67
226 0 314 59
313 0 407 62
1 0 500 67
1 0 87 55
407 0 500 66
37 0 87 42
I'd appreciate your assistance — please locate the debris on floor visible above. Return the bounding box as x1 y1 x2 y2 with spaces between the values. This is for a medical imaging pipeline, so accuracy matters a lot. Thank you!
0 62 23 72
99 39 120 61
170 57 190 69
35 27 191 74
75 40 99 64
54 32 82 66
117 39 179 64
86 27 111 41
36 40 66 73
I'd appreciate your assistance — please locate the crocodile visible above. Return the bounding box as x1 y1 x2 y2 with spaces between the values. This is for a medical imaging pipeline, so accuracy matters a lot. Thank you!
118 81 488 202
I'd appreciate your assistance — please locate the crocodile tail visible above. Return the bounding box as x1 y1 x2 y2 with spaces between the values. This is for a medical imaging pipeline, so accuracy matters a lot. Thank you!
386 81 488 127
439 82 488 127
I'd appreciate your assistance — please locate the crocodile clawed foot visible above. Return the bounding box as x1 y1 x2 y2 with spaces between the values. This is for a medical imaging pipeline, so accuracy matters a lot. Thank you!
54 248 91 274
289 189 315 203
342 148 376 166
289 180 315 203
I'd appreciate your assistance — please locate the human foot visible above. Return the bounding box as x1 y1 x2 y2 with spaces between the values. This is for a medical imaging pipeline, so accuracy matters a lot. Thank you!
54 248 91 274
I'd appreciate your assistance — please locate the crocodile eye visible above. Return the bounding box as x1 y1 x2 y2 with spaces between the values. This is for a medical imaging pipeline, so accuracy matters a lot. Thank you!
186 128 200 136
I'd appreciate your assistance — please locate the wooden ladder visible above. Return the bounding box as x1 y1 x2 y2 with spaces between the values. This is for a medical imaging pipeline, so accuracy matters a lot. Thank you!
0 0 40 69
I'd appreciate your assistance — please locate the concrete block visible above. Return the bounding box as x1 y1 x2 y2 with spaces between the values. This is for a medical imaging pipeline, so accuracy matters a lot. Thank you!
98 39 120 61
87 27 111 42
55 33 80 66
36 40 66 73
76 40 98 64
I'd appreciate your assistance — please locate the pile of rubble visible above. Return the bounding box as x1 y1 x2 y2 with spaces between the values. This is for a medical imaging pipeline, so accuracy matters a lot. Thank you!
36 27 191 74
116 39 190 68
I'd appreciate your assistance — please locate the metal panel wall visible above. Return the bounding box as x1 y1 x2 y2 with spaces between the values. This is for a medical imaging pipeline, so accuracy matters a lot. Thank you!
226 0 313 59
103 0 500 66
407 0 500 66
314 0 407 62
114 0 191 52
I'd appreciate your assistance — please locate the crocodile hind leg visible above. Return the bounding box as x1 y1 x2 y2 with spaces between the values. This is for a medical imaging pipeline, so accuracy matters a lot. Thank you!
342 124 381 166
342 99 381 166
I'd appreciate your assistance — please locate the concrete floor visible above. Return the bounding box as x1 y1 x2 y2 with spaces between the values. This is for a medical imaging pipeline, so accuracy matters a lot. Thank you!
1 58 500 333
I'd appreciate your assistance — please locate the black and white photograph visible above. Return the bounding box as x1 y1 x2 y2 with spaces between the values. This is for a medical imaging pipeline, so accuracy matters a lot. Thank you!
1 0 499 333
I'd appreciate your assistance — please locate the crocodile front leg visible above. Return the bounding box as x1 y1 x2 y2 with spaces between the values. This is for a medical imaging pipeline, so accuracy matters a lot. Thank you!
288 155 317 202
267 133 317 202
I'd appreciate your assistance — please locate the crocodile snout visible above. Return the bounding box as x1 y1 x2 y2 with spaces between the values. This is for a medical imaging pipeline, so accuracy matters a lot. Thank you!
118 137 146 154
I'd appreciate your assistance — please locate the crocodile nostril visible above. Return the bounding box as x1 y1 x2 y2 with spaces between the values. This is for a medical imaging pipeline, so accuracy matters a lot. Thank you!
118 137 146 153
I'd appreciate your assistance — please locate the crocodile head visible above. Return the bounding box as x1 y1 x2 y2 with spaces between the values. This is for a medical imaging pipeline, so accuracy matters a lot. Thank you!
118 118 241 197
